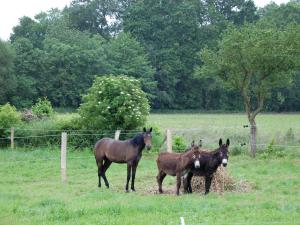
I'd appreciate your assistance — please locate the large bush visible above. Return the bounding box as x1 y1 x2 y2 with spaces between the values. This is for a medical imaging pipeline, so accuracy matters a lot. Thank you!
0 103 21 145
0 103 21 129
78 75 150 130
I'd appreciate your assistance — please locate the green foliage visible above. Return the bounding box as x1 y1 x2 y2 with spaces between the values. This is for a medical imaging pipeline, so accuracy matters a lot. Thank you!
0 40 16 105
199 23 300 127
172 136 187 152
32 98 54 118
0 103 21 143
78 75 150 131
231 145 244 156
104 32 156 100
260 139 286 159
0 103 21 129
5 0 300 112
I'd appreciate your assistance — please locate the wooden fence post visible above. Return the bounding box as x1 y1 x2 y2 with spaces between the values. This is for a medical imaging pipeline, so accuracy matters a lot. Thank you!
61 132 67 183
114 130 121 140
166 129 172 153
10 127 14 149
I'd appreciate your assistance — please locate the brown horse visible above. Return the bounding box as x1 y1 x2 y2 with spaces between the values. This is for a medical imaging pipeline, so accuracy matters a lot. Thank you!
156 144 201 195
183 138 230 194
94 127 152 192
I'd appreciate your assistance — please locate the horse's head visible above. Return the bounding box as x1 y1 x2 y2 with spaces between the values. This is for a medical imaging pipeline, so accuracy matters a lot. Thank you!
191 145 201 169
143 127 152 150
218 138 230 167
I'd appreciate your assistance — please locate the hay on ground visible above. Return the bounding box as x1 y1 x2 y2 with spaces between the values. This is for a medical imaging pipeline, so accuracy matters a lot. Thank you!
191 166 251 194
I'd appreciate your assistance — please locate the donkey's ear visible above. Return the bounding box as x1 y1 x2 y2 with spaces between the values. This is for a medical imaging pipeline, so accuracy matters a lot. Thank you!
226 139 230 146
191 140 195 147
143 127 146 132
219 138 223 146
149 127 152 132
199 139 202 147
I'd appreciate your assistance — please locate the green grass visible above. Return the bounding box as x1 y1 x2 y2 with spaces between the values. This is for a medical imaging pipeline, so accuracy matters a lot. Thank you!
148 113 300 151
0 146 300 225
1 113 300 224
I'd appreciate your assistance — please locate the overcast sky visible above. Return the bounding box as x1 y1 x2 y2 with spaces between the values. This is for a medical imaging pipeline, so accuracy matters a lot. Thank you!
0 0 291 41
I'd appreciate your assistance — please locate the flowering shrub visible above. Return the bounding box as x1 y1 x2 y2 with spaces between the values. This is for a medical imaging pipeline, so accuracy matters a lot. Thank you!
78 75 150 130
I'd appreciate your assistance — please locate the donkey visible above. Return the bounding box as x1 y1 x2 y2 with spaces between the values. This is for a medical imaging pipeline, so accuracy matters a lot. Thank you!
156 145 201 195
183 138 230 194
94 127 152 192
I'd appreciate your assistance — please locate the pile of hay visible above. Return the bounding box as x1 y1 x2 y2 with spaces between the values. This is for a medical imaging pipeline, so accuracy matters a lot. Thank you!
191 166 251 194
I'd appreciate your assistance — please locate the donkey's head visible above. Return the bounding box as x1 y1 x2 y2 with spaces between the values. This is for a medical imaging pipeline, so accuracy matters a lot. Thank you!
191 145 201 169
143 127 152 150
218 138 230 167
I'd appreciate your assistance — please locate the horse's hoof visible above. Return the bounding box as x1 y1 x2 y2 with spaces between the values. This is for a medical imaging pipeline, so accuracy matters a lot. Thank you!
131 189 136 192
125 189 129 193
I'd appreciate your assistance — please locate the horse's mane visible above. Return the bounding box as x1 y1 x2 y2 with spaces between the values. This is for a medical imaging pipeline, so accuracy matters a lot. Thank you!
130 133 145 146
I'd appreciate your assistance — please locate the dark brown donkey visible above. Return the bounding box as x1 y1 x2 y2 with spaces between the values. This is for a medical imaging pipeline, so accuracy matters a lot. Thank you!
94 127 152 192
156 145 201 195
183 138 230 194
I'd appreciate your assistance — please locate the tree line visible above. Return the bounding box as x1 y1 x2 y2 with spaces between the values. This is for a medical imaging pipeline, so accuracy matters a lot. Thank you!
1 0 299 111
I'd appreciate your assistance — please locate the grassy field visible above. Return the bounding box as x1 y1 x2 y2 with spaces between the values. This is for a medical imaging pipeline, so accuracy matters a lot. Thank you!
1 113 300 225
0 148 300 225
148 113 300 150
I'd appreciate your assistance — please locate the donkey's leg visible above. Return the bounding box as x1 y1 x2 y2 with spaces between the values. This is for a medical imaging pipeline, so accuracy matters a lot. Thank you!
102 159 112 188
205 175 213 195
187 172 193 193
125 164 132 192
131 163 138 192
156 170 166 194
183 172 193 193
176 173 182 196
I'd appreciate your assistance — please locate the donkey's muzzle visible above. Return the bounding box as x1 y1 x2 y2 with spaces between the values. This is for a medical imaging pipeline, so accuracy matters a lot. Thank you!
194 160 200 168
146 145 151 150
222 158 228 167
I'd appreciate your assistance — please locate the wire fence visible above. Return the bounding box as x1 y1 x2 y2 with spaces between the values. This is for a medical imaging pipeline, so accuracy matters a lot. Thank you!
1 126 300 149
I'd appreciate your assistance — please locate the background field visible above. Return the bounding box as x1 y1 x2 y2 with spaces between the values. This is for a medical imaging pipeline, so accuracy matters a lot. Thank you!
1 113 300 225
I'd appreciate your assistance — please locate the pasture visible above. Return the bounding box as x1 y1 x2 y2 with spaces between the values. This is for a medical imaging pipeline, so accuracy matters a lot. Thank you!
1 113 300 225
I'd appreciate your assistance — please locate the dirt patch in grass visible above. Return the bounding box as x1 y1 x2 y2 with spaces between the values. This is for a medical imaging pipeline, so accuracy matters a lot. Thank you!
143 167 251 195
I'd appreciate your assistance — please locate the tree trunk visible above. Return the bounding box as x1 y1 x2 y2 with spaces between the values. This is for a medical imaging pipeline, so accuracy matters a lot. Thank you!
249 118 257 157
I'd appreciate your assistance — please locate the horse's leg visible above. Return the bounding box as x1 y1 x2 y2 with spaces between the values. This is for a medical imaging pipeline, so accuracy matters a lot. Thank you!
102 159 112 188
131 163 138 192
156 170 166 194
205 175 213 195
97 159 104 188
125 164 132 192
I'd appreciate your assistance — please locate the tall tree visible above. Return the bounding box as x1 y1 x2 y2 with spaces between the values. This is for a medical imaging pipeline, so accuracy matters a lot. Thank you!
123 0 258 109
104 32 156 100
0 40 16 104
198 24 300 156
64 0 131 39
